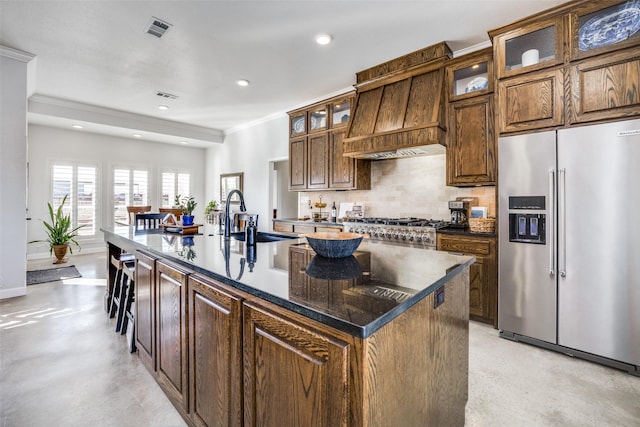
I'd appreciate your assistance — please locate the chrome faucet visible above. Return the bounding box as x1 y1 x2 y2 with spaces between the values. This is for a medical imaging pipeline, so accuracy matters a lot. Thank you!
224 189 246 238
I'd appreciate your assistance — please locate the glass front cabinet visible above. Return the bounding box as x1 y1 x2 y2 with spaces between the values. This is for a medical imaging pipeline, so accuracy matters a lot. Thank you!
493 16 565 79
569 0 640 61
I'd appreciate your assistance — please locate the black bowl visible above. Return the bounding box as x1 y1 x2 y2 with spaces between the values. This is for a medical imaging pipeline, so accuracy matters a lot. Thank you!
305 232 363 258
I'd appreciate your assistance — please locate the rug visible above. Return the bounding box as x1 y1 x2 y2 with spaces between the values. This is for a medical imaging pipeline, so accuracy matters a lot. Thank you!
26 265 82 286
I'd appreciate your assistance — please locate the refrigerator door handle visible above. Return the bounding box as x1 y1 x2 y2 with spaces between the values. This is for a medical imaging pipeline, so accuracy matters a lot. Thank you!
559 168 567 277
549 169 556 276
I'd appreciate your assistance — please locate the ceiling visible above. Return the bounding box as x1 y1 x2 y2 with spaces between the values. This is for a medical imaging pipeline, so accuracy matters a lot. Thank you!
1 0 567 147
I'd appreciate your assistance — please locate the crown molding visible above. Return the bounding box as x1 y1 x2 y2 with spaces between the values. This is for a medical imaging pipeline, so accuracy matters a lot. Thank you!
452 40 493 58
0 45 36 62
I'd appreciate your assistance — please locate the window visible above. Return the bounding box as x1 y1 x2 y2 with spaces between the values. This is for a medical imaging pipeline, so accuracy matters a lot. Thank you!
161 172 190 207
52 164 97 236
113 168 149 223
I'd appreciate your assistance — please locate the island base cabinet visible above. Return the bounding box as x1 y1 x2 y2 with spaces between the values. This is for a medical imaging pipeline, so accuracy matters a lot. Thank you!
156 260 190 415
243 300 352 427
135 250 157 373
188 275 245 427
360 271 469 427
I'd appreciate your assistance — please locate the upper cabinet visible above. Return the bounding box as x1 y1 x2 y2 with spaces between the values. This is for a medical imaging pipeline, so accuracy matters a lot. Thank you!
445 48 496 186
490 0 640 134
569 1 640 61
493 15 565 80
288 93 370 192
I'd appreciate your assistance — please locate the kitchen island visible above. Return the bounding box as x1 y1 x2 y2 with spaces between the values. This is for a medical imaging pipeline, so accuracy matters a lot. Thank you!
102 223 473 427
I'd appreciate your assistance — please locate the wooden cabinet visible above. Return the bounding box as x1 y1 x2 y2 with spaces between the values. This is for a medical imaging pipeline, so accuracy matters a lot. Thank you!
156 260 191 412
288 136 307 191
568 1 640 62
273 220 342 235
445 48 496 186
437 233 497 327
491 0 640 133
135 250 157 373
288 93 370 191
497 67 565 133
242 299 352 426
493 15 565 80
307 133 329 190
188 274 245 427
447 94 496 186
569 48 640 124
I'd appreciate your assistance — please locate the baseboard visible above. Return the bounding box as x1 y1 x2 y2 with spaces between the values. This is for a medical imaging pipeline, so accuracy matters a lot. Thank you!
0 286 27 300
27 245 105 261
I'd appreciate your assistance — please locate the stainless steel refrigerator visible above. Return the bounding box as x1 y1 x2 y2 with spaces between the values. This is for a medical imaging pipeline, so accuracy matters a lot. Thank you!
498 118 640 375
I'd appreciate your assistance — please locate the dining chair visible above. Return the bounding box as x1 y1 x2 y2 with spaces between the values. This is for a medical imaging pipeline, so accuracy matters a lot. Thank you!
158 207 183 221
127 205 152 224
135 213 166 230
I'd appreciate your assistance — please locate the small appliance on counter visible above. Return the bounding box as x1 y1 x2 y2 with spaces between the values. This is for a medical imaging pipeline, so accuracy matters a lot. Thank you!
448 200 469 228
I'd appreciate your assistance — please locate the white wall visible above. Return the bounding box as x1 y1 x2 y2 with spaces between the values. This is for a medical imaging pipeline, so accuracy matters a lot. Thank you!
0 48 33 299
27 125 207 257
205 115 289 231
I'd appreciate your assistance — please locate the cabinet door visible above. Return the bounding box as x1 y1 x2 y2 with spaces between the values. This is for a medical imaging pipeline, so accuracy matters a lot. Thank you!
156 260 190 412
329 129 355 189
273 221 294 233
468 257 487 318
135 251 157 373
307 133 329 189
570 49 640 124
188 275 244 427
447 95 496 186
493 16 564 79
497 67 565 133
289 137 307 191
243 300 351 427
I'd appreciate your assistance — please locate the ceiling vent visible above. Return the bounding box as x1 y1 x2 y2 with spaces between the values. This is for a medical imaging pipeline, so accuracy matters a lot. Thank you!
156 91 178 100
146 17 172 38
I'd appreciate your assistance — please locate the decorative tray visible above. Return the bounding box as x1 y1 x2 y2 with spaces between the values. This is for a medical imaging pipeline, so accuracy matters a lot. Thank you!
579 3 640 51
161 223 203 235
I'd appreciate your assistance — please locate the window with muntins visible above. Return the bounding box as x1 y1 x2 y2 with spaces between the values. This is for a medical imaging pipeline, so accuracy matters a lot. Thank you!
52 163 97 236
113 168 149 223
161 171 190 207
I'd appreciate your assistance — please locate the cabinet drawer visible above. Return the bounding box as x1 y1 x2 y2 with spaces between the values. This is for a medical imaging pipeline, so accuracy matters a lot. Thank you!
317 226 343 233
273 222 294 233
437 235 491 256
293 224 316 234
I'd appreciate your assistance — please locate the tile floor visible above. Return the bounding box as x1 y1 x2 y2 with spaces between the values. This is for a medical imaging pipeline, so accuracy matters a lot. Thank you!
1 252 638 426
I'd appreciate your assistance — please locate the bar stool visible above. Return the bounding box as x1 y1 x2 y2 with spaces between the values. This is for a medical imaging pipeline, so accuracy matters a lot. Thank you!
114 260 135 333
109 252 135 318
116 262 137 353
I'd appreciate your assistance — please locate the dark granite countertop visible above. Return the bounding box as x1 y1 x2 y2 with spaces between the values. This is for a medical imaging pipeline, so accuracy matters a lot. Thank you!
102 223 473 338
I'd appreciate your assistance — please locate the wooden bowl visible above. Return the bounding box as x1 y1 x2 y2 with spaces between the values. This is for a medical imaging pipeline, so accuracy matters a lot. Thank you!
305 232 364 258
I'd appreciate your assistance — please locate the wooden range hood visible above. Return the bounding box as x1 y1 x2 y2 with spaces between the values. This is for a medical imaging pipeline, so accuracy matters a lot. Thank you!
343 42 452 159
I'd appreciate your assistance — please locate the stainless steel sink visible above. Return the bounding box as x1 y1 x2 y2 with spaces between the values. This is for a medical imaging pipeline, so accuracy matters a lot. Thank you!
229 232 297 243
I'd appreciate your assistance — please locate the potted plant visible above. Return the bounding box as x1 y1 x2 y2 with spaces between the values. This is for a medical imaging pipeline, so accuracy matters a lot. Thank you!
29 194 86 264
180 196 197 226
204 199 220 224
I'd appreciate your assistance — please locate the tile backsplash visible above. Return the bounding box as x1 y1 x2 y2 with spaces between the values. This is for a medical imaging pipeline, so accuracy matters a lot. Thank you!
298 154 495 220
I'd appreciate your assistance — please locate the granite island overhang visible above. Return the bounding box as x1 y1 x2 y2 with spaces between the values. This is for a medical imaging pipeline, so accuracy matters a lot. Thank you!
102 223 474 426
101 223 474 339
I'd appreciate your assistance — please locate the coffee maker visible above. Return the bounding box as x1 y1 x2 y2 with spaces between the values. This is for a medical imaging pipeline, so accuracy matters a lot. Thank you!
448 200 469 228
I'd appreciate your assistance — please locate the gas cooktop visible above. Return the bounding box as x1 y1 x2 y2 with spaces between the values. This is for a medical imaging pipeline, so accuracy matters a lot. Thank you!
345 217 449 228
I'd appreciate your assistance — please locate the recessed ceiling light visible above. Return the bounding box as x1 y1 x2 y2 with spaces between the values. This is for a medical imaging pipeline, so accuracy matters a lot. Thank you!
72 124 84 129
133 134 142 138
315 34 333 45
236 79 250 87
180 141 188 145
158 104 169 110
472 64 480 69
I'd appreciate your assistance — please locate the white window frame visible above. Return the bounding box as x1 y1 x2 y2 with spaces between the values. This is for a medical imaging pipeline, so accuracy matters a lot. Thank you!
112 167 150 223
51 162 99 238
161 170 191 207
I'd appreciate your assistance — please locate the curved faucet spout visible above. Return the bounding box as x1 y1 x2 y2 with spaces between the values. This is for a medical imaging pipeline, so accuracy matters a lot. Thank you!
224 189 246 238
